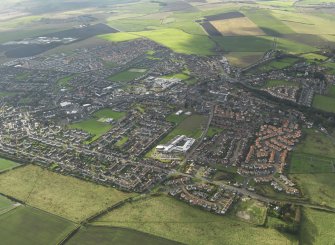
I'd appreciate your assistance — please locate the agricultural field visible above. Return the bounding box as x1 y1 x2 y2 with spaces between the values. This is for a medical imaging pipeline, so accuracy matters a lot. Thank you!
234 197 267 225
299 208 335 245
210 17 265 36
313 95 335 113
160 114 207 143
256 57 300 72
132 29 215 56
0 165 134 222
225 52 265 68
0 157 20 171
67 226 180 245
99 32 140 43
0 205 76 245
109 68 146 82
94 195 297 245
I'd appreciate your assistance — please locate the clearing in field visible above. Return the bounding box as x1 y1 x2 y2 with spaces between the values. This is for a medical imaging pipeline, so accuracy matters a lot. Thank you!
234 197 267 225
0 165 134 222
67 226 180 245
0 205 76 245
0 157 19 171
210 17 265 36
299 208 335 245
109 68 146 82
93 195 297 245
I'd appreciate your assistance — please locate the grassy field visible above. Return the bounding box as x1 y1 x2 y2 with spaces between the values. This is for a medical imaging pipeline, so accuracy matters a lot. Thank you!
94 195 297 245
0 195 16 215
299 208 335 245
327 85 335 97
264 79 299 88
0 205 76 245
0 165 134 222
133 29 215 56
257 57 300 72
234 197 267 225
0 157 19 171
162 73 190 81
300 53 328 62
294 129 335 159
67 226 180 245
290 173 335 208
161 114 207 143
214 36 273 52
289 153 334 174
206 126 224 138
69 119 112 143
99 32 140 42
313 95 335 113
109 69 146 82
225 52 265 67
115 136 128 147
70 109 125 143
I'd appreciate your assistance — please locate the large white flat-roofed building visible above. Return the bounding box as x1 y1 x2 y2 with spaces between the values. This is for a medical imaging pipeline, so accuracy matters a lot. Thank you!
156 135 195 154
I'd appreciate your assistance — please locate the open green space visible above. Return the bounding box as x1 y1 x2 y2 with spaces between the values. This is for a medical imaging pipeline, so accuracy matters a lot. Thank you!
300 53 328 62
70 109 125 143
0 157 20 171
0 205 76 245
99 32 141 43
259 57 300 72
206 126 224 138
264 79 299 88
166 113 188 124
327 85 335 97
162 73 190 81
0 91 17 98
133 29 215 56
214 36 273 52
289 153 334 174
115 136 128 147
0 165 134 222
293 129 335 159
0 195 16 216
313 95 335 113
94 109 126 120
322 62 335 75
57 75 74 88
94 195 297 245
109 69 146 82
161 114 207 143
70 119 112 143
67 226 180 245
299 208 335 245
234 198 267 225
290 173 335 208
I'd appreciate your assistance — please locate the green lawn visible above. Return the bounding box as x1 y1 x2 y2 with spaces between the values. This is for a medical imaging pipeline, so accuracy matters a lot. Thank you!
115 136 128 147
67 226 180 245
161 114 207 143
94 109 126 120
109 69 146 82
0 158 19 171
0 165 134 222
0 195 15 216
166 113 188 124
0 206 76 245
162 73 190 81
313 95 335 113
94 195 297 245
206 127 224 138
299 208 335 245
264 79 299 88
57 75 74 88
234 198 267 225
69 119 112 143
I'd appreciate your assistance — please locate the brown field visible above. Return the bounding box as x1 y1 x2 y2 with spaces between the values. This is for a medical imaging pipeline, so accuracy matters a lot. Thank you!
210 17 265 36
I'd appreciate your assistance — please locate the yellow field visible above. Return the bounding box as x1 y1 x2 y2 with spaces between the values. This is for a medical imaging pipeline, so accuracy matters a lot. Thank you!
211 17 265 36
